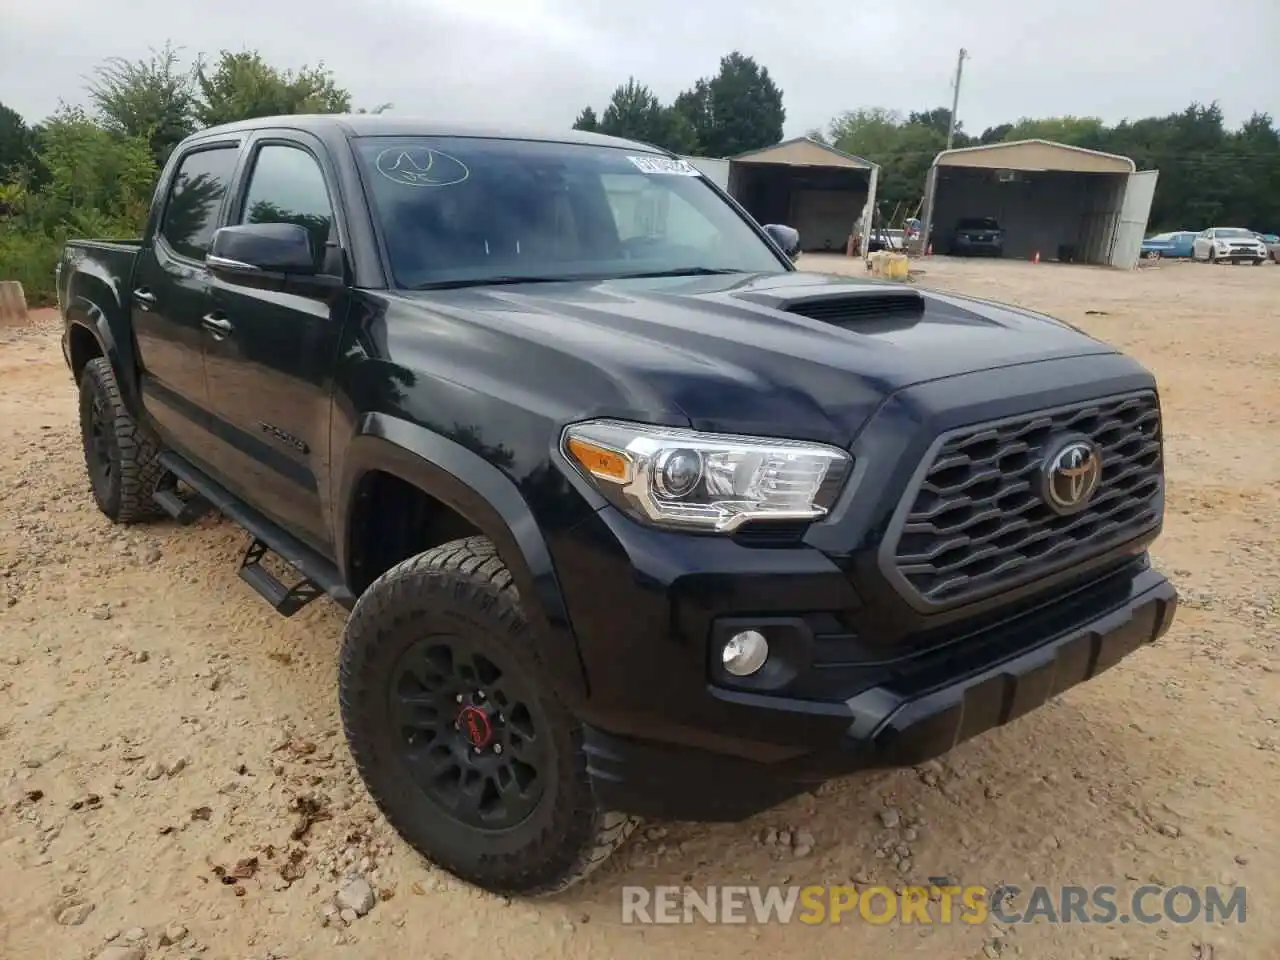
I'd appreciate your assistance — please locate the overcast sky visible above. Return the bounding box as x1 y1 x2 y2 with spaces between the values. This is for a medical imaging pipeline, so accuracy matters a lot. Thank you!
2 0 1276 139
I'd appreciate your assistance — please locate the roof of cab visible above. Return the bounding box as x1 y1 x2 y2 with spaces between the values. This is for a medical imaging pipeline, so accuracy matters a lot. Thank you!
186 114 665 154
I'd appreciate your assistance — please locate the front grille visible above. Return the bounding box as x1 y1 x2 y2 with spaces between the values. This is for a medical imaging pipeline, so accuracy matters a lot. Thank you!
886 392 1163 608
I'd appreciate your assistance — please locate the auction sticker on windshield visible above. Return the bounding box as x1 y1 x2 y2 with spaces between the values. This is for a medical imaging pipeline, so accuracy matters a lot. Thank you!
627 156 701 176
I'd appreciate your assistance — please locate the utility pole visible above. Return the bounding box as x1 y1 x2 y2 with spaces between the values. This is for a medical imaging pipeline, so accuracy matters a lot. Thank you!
945 48 968 151
920 47 968 256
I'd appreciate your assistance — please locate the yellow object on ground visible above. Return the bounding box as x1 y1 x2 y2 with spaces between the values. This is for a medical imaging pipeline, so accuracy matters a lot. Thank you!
866 252 910 280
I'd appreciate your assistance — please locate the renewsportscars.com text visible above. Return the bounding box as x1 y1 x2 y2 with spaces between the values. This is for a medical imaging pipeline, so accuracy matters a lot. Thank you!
621 883 1247 926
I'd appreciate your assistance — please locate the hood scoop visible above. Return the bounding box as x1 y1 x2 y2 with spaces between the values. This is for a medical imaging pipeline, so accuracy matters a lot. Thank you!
781 288 925 326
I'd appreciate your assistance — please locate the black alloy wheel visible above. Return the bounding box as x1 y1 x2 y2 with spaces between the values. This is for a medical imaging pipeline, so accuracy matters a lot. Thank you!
390 634 547 831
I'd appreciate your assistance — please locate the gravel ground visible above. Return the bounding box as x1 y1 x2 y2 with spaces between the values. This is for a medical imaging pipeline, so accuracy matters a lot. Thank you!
2 256 1278 959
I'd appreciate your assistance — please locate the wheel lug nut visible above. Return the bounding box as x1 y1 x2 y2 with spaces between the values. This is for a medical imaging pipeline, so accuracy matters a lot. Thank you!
455 694 463 703
493 744 503 755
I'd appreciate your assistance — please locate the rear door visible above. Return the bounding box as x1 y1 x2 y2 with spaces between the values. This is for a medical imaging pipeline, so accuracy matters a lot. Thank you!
200 130 350 550
131 141 242 458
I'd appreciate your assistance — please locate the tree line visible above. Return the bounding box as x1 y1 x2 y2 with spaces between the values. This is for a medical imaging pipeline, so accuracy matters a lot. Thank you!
574 61 1278 239
2 45 1277 305
0 43 383 303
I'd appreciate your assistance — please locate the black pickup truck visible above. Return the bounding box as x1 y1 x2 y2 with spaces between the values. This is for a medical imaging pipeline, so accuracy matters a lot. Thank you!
58 115 1177 896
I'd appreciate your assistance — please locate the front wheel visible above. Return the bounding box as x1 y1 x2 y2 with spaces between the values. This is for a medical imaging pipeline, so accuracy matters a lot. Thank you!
339 536 639 896
78 357 165 523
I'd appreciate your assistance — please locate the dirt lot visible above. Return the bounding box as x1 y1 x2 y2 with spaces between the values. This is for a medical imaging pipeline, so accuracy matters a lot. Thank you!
2 257 1278 959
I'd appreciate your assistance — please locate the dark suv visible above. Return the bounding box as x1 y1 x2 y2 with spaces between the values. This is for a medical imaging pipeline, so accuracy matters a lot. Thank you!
951 216 1005 257
58 115 1176 896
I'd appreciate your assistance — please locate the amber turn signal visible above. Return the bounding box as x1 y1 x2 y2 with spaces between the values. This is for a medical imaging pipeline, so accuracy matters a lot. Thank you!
565 436 631 484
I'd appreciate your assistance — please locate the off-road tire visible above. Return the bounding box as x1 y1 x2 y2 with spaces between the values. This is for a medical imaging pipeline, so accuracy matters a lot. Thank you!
78 357 165 523
339 535 639 896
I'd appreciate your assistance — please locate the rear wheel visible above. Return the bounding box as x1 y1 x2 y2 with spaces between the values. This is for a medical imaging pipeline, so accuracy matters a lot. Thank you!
339 536 639 896
78 357 165 523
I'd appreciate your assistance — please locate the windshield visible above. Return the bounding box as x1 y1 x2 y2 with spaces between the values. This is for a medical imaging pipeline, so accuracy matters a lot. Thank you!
352 136 787 288
1215 227 1253 238
958 217 999 230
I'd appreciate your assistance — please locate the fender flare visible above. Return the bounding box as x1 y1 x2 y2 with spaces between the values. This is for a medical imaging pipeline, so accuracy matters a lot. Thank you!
63 276 143 414
336 412 589 704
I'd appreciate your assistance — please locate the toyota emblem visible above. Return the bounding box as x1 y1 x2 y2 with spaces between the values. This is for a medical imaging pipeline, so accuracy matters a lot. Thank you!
1041 438 1103 515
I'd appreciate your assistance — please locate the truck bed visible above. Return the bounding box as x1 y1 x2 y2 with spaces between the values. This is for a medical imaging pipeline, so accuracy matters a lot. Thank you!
58 239 145 314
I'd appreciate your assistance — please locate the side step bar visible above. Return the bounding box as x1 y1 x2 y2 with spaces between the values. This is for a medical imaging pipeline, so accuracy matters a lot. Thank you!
239 537 325 617
153 485 213 526
157 452 357 615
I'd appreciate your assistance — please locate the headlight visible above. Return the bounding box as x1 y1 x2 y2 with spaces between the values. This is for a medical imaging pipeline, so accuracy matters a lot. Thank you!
561 419 852 532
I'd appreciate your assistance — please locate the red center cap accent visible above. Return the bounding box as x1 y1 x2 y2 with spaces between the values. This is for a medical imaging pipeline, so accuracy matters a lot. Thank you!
458 705 493 749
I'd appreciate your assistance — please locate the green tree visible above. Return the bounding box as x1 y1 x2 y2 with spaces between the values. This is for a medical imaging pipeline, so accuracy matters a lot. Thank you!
25 106 156 232
87 42 196 167
0 101 38 179
826 108 948 217
572 106 599 132
818 100 1280 234
596 78 697 153
999 115 1109 149
0 107 156 303
673 52 784 157
195 51 351 126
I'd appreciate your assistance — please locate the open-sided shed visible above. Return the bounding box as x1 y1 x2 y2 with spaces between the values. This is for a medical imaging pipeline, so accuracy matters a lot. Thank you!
723 138 879 255
920 139 1158 268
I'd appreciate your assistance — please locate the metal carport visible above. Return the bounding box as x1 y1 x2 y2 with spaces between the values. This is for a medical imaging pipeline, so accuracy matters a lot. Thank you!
919 139 1158 268
723 138 879 256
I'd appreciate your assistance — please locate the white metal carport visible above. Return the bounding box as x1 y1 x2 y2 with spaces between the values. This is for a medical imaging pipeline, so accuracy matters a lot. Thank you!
919 139 1158 269
688 139 879 256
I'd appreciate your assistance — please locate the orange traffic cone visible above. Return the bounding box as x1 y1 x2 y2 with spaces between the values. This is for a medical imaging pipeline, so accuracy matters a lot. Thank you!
1032 251 1041 264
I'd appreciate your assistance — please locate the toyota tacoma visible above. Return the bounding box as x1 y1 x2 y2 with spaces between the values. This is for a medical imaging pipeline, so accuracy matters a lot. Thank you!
57 115 1177 896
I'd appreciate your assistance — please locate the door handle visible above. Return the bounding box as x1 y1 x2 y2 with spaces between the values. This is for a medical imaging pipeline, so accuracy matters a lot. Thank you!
201 313 234 340
133 288 157 310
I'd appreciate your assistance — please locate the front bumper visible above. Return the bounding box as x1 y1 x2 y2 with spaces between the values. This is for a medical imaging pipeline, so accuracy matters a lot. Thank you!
952 238 1003 256
1216 247 1266 261
583 564 1176 821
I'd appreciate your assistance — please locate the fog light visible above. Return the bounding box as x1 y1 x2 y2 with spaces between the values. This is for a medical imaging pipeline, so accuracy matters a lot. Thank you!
722 630 769 676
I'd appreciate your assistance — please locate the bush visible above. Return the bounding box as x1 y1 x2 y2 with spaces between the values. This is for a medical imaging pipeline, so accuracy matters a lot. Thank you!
0 228 62 306
0 108 154 305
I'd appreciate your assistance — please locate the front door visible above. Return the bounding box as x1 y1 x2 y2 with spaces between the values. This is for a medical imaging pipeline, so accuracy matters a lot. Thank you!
201 134 349 551
131 141 242 460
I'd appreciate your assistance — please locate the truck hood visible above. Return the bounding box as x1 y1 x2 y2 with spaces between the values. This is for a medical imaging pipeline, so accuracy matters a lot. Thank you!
391 270 1117 447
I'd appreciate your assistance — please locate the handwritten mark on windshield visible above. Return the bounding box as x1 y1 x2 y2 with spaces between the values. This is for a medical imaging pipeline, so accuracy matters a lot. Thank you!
375 147 470 187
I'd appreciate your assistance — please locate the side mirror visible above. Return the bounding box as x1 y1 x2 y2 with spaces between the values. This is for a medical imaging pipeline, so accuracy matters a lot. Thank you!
763 223 801 262
207 223 317 280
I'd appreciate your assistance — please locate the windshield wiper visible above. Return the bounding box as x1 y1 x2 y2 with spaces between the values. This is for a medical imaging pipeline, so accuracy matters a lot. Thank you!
615 267 745 279
410 275 585 291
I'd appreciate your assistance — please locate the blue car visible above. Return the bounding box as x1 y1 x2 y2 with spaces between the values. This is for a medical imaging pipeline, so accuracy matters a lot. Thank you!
1141 231 1197 259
